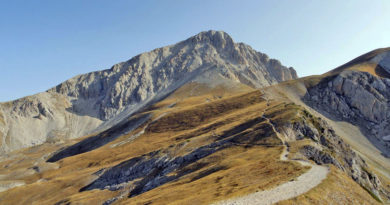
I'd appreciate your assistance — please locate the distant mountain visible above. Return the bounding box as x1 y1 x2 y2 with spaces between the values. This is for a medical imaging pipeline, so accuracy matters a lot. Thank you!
0 30 297 153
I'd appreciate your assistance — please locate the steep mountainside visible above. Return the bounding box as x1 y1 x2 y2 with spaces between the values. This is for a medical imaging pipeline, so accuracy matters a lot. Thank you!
0 30 297 154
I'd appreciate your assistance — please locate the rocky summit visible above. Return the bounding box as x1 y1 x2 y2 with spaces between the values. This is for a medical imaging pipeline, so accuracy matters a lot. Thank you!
0 31 389 205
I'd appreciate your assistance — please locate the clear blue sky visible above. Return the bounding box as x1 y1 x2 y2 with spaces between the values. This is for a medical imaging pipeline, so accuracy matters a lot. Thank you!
0 0 389 102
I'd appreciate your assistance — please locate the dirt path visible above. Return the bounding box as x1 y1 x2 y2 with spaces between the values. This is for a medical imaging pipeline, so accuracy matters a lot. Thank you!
213 97 329 205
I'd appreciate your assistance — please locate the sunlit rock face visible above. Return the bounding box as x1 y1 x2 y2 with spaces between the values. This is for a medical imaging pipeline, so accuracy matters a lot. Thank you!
49 30 297 120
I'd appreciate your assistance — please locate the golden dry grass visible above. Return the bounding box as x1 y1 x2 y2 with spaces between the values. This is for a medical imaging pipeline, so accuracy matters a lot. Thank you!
167 82 253 100
147 90 265 133
0 84 385 205
116 146 307 205
0 88 308 205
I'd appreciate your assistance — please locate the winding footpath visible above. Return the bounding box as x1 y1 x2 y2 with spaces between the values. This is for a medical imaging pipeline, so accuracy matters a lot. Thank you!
214 97 329 205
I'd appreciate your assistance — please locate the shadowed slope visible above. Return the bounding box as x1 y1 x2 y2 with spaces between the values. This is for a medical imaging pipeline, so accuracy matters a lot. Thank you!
47 113 150 162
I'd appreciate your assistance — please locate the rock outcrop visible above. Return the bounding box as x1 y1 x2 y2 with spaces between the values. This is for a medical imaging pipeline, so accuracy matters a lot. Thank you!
282 109 387 200
304 70 390 152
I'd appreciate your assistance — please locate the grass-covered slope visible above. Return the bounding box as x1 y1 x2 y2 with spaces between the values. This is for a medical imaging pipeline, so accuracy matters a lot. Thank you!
0 83 382 204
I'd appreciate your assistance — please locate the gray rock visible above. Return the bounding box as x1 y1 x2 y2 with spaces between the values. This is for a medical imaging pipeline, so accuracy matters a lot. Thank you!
383 135 390 141
304 71 390 151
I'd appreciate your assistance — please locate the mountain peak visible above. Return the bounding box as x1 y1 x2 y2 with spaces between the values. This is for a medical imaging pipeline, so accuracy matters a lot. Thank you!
192 30 231 39
186 30 234 49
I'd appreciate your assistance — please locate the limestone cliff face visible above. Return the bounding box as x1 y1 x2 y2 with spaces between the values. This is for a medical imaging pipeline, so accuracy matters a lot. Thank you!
0 30 297 154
